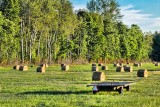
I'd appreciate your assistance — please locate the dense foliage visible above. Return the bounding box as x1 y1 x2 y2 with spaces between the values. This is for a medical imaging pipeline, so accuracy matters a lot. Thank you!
0 0 159 64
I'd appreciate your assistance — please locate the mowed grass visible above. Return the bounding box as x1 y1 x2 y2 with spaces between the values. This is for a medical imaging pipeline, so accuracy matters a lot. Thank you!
0 63 160 107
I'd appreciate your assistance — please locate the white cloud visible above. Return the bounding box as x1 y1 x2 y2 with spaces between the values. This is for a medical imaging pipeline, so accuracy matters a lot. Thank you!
120 5 160 32
152 17 160 27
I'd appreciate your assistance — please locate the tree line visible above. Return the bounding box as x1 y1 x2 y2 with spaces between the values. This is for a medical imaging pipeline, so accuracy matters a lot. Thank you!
0 0 159 65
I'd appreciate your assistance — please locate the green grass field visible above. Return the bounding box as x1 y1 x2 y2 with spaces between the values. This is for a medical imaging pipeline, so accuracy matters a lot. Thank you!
0 63 160 107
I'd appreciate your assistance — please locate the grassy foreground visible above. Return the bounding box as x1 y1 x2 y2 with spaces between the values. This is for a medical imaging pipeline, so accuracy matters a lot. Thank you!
0 63 160 107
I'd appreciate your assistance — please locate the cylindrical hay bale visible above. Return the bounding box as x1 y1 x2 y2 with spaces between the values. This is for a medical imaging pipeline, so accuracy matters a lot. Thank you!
19 65 28 71
45 64 48 67
155 62 159 66
101 65 108 70
124 66 133 72
127 62 130 65
134 63 139 67
114 63 119 67
137 69 148 77
92 66 99 71
61 64 65 67
123 65 128 67
98 63 103 66
124 65 128 71
37 66 45 73
92 72 105 81
40 64 48 68
61 65 69 71
139 63 142 66
119 63 123 66
116 66 124 72
13 65 20 70
92 63 96 66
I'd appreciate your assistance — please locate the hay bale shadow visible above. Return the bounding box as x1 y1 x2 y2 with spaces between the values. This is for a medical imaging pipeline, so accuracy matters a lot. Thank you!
17 90 91 95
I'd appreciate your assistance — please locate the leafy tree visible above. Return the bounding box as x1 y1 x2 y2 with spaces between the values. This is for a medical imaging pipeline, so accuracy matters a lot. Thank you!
87 0 122 35
117 22 129 59
0 0 20 64
72 10 88 59
56 0 77 61
86 12 104 62
142 32 153 61
86 0 121 19
0 0 156 64
87 0 122 62
127 24 144 60
151 32 160 61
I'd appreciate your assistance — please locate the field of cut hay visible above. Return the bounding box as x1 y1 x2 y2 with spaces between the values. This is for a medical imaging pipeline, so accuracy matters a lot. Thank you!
0 63 160 107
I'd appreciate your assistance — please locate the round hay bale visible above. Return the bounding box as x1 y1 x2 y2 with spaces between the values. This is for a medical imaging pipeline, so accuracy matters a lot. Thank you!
19 65 28 71
155 62 159 66
92 63 96 66
114 63 119 67
123 65 128 67
61 64 65 67
116 66 124 72
119 63 123 66
92 72 105 81
101 65 108 70
137 69 148 77
98 63 103 66
139 63 142 66
134 63 139 67
124 66 133 72
45 64 48 67
37 66 45 73
152 61 156 64
124 65 128 71
61 65 69 71
13 65 20 70
92 66 99 71
40 64 48 68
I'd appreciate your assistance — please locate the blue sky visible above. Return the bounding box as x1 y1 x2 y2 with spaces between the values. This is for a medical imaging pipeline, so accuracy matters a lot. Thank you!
70 0 160 32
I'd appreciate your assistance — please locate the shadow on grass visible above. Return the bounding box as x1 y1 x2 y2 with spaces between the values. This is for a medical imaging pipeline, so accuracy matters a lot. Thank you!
18 90 91 95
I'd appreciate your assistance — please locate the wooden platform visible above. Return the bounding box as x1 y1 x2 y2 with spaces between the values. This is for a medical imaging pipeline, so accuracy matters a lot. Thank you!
87 82 135 87
87 82 135 94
